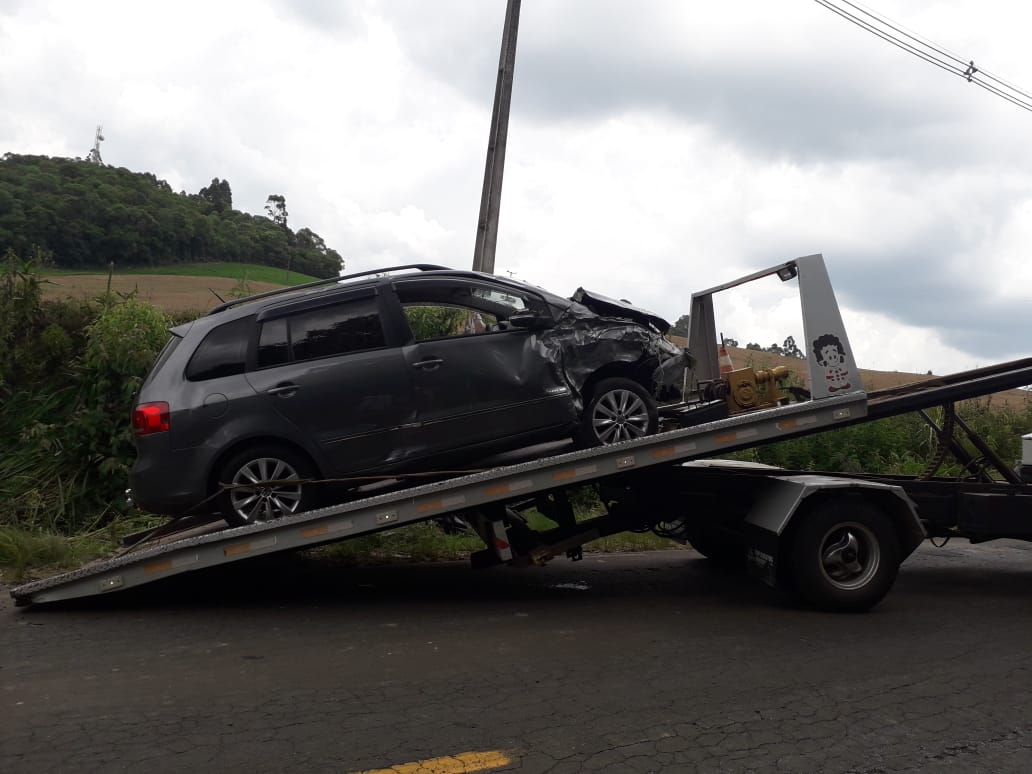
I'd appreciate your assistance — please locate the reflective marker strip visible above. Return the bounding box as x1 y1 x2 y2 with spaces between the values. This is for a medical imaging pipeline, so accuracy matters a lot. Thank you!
485 479 533 497
301 519 354 539
417 495 467 514
553 464 598 482
715 427 759 445
143 553 200 574
355 749 514 774
375 510 398 525
776 415 817 431
652 441 697 459
98 576 124 592
223 536 277 558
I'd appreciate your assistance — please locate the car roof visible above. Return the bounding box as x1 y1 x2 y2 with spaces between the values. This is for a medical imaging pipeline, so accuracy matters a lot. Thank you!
200 264 572 323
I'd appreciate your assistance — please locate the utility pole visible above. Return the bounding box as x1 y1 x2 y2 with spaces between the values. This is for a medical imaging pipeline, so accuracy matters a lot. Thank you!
472 0 521 274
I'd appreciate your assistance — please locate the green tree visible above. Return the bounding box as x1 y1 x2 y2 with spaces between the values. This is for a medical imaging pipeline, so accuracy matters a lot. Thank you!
671 314 690 337
198 177 233 213
783 335 804 358
265 194 288 229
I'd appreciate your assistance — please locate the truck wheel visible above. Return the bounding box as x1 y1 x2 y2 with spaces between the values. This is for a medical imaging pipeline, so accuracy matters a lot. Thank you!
577 377 658 447
789 498 901 613
216 445 319 527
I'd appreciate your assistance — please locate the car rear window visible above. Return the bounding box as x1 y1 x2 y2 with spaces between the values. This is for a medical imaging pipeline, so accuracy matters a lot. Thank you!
185 317 253 381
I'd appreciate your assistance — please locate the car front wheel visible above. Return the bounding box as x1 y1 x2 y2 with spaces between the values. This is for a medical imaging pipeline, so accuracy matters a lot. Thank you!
577 377 659 447
216 445 319 527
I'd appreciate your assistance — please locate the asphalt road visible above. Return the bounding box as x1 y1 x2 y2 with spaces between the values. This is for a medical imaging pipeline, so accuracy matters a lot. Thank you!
2 541 1031 773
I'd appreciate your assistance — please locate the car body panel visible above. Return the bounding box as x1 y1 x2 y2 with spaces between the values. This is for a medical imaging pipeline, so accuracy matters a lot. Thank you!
401 332 576 449
244 347 420 471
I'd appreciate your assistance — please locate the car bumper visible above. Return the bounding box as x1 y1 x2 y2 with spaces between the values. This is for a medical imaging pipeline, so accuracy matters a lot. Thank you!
129 443 214 516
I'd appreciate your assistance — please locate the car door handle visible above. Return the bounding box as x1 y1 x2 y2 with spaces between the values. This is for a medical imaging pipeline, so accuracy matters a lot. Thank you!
412 357 444 371
267 383 299 397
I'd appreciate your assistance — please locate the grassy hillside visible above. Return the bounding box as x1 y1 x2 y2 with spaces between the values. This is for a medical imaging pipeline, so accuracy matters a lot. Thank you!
0 153 344 278
44 262 320 285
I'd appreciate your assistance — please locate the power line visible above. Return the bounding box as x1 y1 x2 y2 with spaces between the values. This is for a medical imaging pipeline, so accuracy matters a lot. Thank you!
835 0 968 67
837 0 1032 102
813 0 1032 114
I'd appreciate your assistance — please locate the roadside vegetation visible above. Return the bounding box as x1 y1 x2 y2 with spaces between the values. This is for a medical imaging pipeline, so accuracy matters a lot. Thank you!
1 250 1030 583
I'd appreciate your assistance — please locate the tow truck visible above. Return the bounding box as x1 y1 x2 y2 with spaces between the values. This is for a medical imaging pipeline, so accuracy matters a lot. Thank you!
11 254 1032 611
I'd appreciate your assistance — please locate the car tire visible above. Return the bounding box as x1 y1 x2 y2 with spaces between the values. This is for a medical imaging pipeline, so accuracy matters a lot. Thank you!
788 497 901 613
216 444 319 527
576 377 659 447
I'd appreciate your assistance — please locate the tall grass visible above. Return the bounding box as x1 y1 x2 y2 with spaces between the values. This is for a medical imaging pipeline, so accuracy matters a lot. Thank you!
1 251 169 535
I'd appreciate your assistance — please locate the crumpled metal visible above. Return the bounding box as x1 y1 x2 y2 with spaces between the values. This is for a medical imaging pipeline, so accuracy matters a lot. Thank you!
534 299 695 412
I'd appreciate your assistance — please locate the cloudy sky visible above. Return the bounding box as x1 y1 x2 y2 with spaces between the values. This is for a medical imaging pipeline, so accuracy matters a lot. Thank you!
3 0 1031 375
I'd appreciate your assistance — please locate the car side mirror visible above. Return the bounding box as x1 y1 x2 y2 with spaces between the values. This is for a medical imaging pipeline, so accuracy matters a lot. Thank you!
508 310 554 331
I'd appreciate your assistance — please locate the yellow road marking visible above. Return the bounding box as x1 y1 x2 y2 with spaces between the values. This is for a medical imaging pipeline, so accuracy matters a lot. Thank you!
354 749 513 774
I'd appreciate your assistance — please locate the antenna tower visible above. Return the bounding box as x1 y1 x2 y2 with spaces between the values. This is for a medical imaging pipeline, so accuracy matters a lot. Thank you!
86 125 105 165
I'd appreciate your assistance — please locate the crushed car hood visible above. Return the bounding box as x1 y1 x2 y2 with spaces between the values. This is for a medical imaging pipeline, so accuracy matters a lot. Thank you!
569 288 671 334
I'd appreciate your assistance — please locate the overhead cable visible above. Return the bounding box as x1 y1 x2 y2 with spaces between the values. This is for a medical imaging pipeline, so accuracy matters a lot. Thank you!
813 0 1032 114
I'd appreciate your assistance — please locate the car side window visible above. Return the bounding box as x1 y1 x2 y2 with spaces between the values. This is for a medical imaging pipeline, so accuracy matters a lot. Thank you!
257 297 385 367
395 280 542 342
403 305 497 341
185 317 253 382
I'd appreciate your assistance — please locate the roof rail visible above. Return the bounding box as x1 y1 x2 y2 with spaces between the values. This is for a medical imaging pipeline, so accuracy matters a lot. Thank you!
207 264 451 315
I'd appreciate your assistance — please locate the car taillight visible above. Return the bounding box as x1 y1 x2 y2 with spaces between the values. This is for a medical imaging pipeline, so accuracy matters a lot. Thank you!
133 402 170 436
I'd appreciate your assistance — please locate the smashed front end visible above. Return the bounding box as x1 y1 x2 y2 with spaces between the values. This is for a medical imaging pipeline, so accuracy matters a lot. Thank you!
536 288 694 412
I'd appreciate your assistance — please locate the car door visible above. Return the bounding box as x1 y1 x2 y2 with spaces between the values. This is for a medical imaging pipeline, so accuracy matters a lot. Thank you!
390 277 575 451
244 289 421 473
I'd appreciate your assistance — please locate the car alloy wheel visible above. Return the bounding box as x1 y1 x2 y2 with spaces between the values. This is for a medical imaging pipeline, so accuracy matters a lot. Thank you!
217 445 318 527
578 377 659 447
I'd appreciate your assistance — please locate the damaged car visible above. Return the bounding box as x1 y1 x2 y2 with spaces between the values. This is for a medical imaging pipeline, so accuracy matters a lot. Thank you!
129 264 691 526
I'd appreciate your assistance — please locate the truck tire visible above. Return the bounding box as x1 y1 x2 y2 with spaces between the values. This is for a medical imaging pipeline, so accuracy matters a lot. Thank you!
216 444 319 527
788 497 901 612
576 377 659 447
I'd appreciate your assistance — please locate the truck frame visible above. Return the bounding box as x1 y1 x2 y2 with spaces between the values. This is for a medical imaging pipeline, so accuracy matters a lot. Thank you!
11 254 1032 611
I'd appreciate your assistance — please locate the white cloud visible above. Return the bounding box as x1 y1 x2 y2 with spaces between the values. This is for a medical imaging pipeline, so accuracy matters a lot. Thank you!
2 0 1031 375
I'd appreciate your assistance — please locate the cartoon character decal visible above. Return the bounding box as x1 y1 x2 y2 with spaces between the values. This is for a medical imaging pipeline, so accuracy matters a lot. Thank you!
812 333 852 392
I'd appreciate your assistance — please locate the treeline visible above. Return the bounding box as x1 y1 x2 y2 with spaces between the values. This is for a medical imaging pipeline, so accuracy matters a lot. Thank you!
0 154 343 278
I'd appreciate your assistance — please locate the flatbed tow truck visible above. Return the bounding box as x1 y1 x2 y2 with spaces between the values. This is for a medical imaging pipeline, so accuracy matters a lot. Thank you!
11 254 1032 611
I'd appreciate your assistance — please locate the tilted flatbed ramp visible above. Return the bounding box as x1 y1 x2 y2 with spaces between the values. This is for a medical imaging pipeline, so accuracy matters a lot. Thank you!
10 391 867 605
